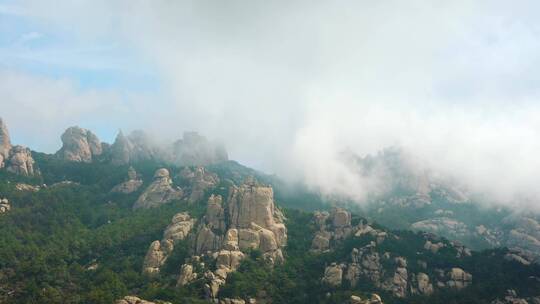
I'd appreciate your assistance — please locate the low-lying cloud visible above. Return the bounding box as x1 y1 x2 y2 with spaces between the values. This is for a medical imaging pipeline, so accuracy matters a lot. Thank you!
2 1 540 209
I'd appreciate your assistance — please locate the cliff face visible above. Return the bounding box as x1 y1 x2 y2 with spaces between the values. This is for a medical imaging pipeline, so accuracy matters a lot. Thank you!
133 168 183 209
56 126 103 163
174 178 287 301
0 118 38 176
0 118 11 169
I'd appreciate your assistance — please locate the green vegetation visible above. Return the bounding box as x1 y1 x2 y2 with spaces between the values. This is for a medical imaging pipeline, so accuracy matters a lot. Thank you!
0 158 538 303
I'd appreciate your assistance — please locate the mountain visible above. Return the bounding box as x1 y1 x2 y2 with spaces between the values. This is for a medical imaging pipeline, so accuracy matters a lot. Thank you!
0 119 538 304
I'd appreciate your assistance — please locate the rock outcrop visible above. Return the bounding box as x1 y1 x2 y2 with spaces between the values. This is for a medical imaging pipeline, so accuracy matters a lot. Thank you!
350 294 384 304
142 212 195 276
178 167 220 204
322 263 344 287
311 208 385 252
0 118 11 169
444 267 472 289
0 198 10 214
110 130 162 165
172 132 228 167
321 224 473 299
111 167 143 194
56 126 102 162
133 169 183 209
6 145 36 176
116 296 169 304
178 178 287 302
0 118 38 176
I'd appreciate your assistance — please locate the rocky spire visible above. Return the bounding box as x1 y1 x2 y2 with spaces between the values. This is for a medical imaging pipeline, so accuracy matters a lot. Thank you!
56 126 102 163
0 118 12 168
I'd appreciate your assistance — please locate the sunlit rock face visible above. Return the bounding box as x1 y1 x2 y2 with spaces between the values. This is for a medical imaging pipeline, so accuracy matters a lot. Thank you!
111 166 143 194
142 212 196 276
0 118 38 176
0 118 11 169
133 168 183 209
6 145 36 176
178 178 287 302
56 126 102 163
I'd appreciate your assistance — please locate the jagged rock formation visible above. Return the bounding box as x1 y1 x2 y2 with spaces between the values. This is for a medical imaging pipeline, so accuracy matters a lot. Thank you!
0 198 10 214
0 118 11 169
6 145 36 176
110 130 162 165
109 130 228 167
178 166 220 204
0 118 38 176
133 169 183 209
111 167 143 194
142 212 195 276
177 179 287 302
318 216 475 299
56 126 102 162
350 294 384 304
172 132 228 166
311 208 386 252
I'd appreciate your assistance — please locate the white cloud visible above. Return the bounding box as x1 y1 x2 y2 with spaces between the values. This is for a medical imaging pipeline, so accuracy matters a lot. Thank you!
3 1 540 208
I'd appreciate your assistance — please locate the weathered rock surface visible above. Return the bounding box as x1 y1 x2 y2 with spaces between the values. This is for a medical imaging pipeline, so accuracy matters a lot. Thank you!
57 126 102 162
0 198 10 214
324 233 473 298
179 179 287 302
133 169 183 209
0 118 11 169
322 263 344 287
110 130 162 165
0 118 38 176
445 267 472 289
6 145 36 176
311 208 384 252
116 296 169 304
350 294 384 304
172 131 228 166
178 167 220 204
142 212 195 276
111 167 143 194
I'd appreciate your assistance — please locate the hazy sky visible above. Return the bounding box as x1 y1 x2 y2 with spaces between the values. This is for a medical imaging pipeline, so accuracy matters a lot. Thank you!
2 1 540 207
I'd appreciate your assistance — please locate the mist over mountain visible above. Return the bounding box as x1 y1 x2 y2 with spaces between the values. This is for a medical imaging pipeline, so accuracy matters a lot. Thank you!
1 1 540 304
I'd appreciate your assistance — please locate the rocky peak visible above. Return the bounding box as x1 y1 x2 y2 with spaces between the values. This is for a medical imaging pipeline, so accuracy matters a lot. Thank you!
133 168 183 209
6 145 36 176
111 166 143 194
178 179 287 301
110 130 160 165
57 126 102 162
172 131 228 166
178 166 220 204
0 118 11 166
